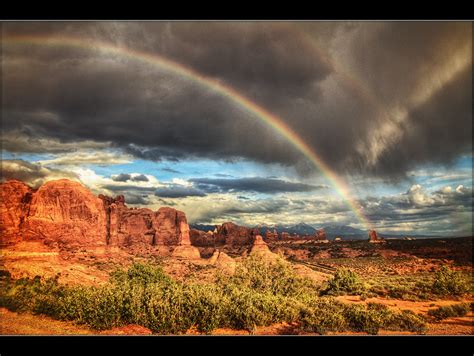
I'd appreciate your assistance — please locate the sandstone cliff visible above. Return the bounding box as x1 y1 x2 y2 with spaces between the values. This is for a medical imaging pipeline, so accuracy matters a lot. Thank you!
0 179 191 251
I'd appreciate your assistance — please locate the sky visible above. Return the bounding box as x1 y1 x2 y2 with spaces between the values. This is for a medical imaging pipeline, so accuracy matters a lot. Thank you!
1 21 472 236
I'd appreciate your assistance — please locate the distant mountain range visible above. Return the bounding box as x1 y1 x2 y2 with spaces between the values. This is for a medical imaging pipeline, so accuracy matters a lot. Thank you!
191 222 369 240
190 222 447 240
257 222 318 236
258 223 370 240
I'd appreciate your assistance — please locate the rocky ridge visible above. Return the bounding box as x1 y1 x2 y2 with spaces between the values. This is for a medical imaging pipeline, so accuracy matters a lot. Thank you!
0 179 193 254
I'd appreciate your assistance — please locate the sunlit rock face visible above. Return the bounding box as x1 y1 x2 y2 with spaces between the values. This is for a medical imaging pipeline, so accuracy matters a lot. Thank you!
215 222 259 246
23 179 107 248
0 179 193 251
0 180 34 244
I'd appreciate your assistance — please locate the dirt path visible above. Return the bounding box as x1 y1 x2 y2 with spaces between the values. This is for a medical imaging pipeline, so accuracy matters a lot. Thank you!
0 308 93 335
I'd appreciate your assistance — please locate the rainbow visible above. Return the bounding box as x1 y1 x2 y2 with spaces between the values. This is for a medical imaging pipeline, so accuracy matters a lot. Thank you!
3 34 373 230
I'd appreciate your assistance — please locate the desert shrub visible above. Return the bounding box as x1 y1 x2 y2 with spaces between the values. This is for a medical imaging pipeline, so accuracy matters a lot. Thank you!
31 275 66 317
298 300 427 335
427 303 471 321
141 283 194 334
182 283 227 334
321 268 366 296
0 259 429 335
56 285 125 330
0 276 41 312
220 284 300 333
386 310 427 333
0 274 65 315
221 254 316 298
298 298 348 334
431 266 470 296
344 302 392 335
110 262 174 287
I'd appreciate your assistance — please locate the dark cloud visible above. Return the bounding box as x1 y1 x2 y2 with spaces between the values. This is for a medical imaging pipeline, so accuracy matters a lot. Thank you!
102 184 156 193
123 194 150 205
132 174 149 182
190 177 328 194
112 173 132 182
154 185 207 198
2 22 472 179
111 173 149 182
0 159 78 188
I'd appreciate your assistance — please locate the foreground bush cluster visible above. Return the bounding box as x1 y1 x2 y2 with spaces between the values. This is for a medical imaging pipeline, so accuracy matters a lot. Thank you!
427 303 473 321
0 256 428 335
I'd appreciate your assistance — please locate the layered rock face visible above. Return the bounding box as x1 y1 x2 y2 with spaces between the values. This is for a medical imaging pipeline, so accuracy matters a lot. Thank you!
190 229 222 246
101 194 191 248
215 222 259 246
4 179 107 247
368 230 380 243
190 222 259 247
250 235 279 261
0 179 192 251
264 229 279 241
0 180 34 244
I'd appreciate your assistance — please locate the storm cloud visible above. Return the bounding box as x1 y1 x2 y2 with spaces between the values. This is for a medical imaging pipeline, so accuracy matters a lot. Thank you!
154 184 207 198
111 173 149 182
2 22 471 179
190 177 328 194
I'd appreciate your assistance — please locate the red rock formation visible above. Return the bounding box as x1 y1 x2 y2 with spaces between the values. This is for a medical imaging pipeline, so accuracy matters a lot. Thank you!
315 228 327 241
264 229 279 241
208 249 236 273
23 179 107 247
214 222 258 246
250 235 278 260
0 180 34 244
100 195 192 248
0 179 194 252
368 230 379 242
190 228 223 246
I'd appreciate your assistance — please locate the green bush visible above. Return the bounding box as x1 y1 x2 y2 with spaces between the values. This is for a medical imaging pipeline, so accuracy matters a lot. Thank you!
427 303 471 321
110 262 174 287
0 257 429 335
298 298 348 334
386 310 427 333
298 300 427 335
344 302 392 335
222 285 300 332
183 284 227 334
321 269 367 296
431 266 470 296
0 274 65 315
221 254 316 297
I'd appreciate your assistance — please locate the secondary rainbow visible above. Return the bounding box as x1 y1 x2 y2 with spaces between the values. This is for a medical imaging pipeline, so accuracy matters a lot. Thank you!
4 34 373 230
